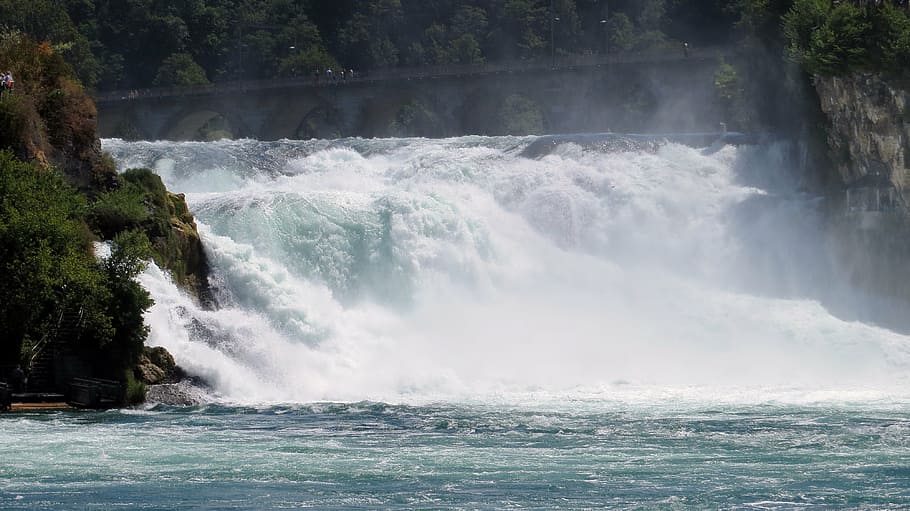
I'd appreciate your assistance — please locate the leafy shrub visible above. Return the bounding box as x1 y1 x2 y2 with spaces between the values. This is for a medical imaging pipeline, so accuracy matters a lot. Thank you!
153 53 210 87
125 370 148 405
784 0 910 77
88 182 149 238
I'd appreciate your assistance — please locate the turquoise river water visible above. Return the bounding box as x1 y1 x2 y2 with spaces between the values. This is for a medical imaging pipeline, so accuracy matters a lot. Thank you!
2 135 910 509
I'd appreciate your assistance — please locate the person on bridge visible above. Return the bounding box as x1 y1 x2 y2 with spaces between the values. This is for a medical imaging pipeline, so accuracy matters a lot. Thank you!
10 365 25 393
684 42 689 58
326 68 333 83
313 68 320 86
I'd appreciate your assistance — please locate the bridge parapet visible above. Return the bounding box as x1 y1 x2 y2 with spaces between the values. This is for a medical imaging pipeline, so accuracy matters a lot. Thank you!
94 46 738 104
96 46 737 141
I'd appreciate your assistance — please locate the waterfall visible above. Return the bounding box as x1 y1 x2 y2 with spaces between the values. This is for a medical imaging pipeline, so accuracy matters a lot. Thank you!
103 136 910 405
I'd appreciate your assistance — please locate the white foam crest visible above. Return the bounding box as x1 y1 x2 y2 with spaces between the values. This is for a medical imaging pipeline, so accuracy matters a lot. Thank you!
117 137 910 405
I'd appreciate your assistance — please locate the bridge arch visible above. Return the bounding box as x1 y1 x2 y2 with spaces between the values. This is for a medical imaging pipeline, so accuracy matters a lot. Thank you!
162 108 251 141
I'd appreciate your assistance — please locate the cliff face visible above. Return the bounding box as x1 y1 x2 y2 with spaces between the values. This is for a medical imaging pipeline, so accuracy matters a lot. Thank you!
814 74 910 196
814 74 910 329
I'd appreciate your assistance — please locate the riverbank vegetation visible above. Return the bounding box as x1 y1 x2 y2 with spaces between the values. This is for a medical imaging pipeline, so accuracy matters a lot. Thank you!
0 33 206 402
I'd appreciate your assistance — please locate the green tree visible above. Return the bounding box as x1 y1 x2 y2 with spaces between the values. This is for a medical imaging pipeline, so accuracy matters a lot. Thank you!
869 2 910 74
153 52 210 87
785 0 869 75
503 0 548 57
337 0 404 69
0 0 100 87
0 150 91 365
95 229 153 377
783 0 831 64
638 0 666 31
498 94 544 134
608 13 636 51
449 34 485 65
451 5 489 39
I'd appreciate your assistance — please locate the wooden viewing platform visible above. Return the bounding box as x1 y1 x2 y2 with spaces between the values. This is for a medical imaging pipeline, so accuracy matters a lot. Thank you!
1 378 125 412
9 401 73 411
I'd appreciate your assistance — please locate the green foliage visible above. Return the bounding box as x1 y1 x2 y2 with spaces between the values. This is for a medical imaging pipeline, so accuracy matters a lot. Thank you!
608 13 637 52
714 61 750 129
498 94 544 135
504 0 548 56
390 99 443 137
0 150 153 382
153 53 210 87
278 47 337 78
714 61 743 101
0 93 30 151
0 0 764 90
0 0 100 87
125 370 148 405
783 0 910 77
736 0 797 48
449 34 485 65
88 181 149 239
89 168 171 242
638 0 667 31
0 150 88 362
96 230 153 376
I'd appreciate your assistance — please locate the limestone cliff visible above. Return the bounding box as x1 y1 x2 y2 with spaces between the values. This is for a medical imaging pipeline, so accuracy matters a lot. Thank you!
814 74 910 199
814 73 910 327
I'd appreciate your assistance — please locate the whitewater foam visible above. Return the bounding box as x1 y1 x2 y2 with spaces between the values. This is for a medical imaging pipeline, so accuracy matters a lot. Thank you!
105 136 910 405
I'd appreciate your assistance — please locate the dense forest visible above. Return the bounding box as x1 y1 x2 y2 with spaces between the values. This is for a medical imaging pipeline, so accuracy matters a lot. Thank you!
2 1 908 93
0 0 742 91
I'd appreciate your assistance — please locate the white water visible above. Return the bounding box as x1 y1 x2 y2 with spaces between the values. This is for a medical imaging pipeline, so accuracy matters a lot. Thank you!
104 137 910 406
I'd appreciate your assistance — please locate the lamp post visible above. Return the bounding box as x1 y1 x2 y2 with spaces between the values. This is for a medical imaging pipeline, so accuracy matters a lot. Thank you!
550 0 562 68
550 0 555 68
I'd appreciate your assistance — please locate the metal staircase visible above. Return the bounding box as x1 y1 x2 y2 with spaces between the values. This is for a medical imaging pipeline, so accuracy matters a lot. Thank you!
27 307 84 391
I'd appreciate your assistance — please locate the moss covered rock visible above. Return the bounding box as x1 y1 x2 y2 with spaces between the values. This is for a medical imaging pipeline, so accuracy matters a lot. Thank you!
89 167 210 301
135 346 184 385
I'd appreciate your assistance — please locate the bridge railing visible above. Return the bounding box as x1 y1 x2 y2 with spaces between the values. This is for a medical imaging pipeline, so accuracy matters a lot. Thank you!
93 46 736 104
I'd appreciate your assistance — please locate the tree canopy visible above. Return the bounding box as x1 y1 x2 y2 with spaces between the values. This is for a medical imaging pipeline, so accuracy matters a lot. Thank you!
2 0 747 91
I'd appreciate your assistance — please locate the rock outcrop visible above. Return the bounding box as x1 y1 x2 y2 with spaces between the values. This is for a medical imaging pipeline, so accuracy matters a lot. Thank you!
815 73 910 200
135 346 185 385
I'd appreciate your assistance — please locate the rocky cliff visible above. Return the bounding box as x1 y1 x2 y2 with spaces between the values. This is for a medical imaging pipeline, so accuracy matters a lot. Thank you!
814 73 910 329
815 74 910 199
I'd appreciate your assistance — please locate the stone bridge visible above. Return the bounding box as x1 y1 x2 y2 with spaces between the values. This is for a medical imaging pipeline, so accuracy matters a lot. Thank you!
95 47 740 141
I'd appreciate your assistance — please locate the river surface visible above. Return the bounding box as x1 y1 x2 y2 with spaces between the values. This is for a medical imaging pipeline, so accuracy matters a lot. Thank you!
2 135 909 509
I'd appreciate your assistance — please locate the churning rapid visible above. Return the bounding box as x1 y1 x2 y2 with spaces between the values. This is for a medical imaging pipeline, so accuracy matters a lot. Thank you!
103 136 910 405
